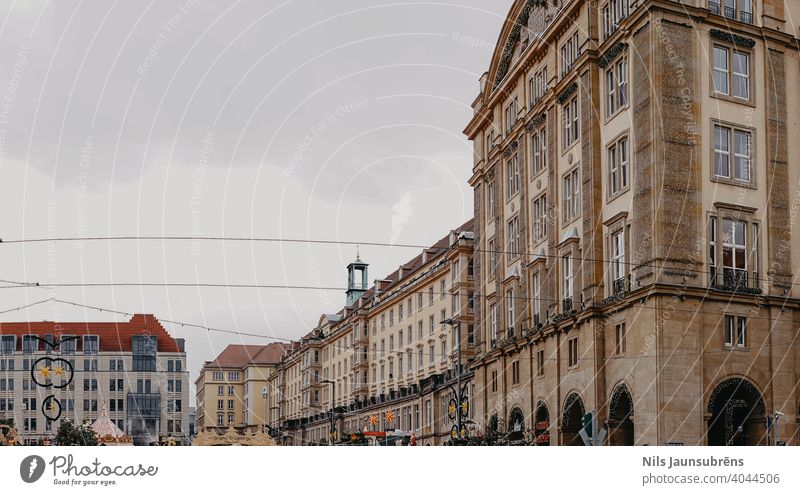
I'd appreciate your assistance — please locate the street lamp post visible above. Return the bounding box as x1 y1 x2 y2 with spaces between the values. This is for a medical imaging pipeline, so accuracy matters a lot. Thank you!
321 379 336 445
442 317 467 443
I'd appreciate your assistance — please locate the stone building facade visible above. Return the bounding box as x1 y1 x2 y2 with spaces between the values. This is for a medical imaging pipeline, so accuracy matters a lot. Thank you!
195 342 290 434
268 220 477 445
464 0 800 445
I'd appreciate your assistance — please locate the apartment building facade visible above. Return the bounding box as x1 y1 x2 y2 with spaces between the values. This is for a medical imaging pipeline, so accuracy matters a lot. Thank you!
464 0 800 446
195 342 289 434
0 314 189 445
268 220 477 445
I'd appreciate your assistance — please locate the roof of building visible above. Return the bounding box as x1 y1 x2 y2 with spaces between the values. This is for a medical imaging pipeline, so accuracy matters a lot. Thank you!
0 314 181 353
207 342 290 368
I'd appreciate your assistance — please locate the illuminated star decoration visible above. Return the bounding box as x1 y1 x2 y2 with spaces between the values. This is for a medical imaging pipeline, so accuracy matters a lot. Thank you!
39 366 51 378
53 365 65 377
385 411 395 423
369 415 378 426
448 403 457 415
48 400 57 413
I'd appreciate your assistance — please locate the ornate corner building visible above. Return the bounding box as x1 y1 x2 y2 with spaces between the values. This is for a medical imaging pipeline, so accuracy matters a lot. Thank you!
464 0 800 445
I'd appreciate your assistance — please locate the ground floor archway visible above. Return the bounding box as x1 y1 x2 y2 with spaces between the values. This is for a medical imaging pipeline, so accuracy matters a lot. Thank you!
534 401 550 446
508 407 525 441
561 393 585 446
707 377 766 446
607 383 634 446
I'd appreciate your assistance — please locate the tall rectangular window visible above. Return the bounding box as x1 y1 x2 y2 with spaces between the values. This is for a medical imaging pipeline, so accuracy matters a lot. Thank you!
531 128 547 175
606 58 628 116
529 66 548 107
532 272 541 321
611 230 626 291
488 237 497 280
562 255 573 309
507 216 520 258
532 194 547 244
714 124 752 183
537 349 545 376
506 289 515 333
506 154 520 198
512 361 520 385
603 0 630 38
608 137 629 195
724 315 746 347
563 97 580 148
615 322 627 355
560 31 580 76
722 219 747 285
713 45 750 100
490 304 498 343
568 337 579 367
563 168 580 222
713 46 729 95
505 96 519 135
487 178 496 220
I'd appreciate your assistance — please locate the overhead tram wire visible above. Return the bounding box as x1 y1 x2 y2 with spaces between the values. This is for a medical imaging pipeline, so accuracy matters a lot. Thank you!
2 234 794 286
0 284 795 342
0 282 794 319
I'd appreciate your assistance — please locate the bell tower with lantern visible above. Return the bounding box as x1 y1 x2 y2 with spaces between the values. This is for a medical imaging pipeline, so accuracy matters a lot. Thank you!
346 250 369 306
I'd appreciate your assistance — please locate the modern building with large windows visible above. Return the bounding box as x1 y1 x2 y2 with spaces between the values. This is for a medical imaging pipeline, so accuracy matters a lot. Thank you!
0 314 189 445
464 0 800 445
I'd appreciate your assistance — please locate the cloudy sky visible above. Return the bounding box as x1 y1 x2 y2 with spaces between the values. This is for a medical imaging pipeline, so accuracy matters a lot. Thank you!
0 0 507 395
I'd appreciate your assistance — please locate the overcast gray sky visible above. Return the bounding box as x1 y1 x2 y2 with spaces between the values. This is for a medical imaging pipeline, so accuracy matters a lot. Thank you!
0 0 507 396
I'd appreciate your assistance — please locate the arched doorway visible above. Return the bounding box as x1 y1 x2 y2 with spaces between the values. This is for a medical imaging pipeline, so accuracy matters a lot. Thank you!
707 377 766 446
534 401 550 446
561 393 585 446
508 407 525 441
608 383 634 446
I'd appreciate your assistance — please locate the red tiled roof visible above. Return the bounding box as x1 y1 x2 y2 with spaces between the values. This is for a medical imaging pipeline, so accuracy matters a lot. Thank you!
0 314 181 353
207 342 290 368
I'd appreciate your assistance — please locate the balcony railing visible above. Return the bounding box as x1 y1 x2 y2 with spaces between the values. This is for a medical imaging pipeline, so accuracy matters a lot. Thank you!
612 277 627 296
711 268 761 294
562 297 573 313
708 2 753 24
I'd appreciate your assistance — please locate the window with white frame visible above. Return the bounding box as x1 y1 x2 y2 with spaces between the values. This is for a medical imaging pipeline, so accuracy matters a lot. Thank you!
615 322 627 355
724 315 747 347
603 0 630 38
563 96 580 148
712 45 750 100
562 255 573 310
714 124 752 183
531 127 547 176
606 57 628 117
560 31 580 77
487 129 496 154
506 289 515 334
608 136 629 196
490 304 498 343
507 216 520 258
721 218 747 285
529 66 548 107
506 153 520 198
532 194 547 244
487 177 496 220
532 272 541 323
488 237 497 280
563 168 581 222
505 96 519 135
611 230 626 292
